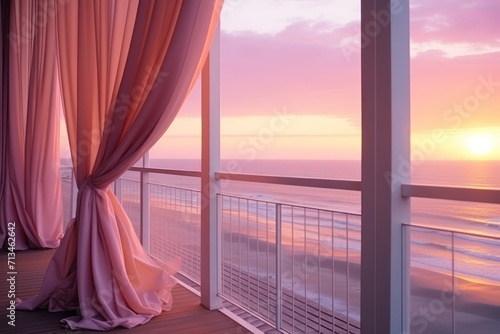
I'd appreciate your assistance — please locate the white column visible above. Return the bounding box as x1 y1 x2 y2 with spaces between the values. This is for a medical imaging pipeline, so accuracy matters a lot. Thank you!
361 0 411 333
275 204 283 329
70 170 78 218
141 152 150 252
114 177 122 203
200 23 221 310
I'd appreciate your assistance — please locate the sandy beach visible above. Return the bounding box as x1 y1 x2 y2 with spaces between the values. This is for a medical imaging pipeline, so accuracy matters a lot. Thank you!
410 267 500 333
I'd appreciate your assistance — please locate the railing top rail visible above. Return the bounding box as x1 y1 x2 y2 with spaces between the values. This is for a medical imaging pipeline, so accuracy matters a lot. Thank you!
129 166 201 178
215 172 362 191
122 167 500 205
149 182 201 194
402 184 500 204
118 176 201 193
403 223 500 241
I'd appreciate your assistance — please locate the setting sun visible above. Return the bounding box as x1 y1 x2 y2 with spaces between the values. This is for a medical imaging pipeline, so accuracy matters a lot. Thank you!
465 134 494 156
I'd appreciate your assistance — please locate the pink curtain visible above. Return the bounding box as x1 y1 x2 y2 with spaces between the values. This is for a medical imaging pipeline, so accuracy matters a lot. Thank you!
1 0 63 249
0 1 10 244
18 0 222 330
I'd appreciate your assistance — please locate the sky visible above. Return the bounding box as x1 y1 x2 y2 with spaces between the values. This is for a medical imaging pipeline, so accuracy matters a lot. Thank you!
61 0 500 162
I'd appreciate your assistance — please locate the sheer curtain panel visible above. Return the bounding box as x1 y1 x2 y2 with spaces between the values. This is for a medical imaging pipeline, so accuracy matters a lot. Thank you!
0 0 10 248
17 0 222 330
1 0 63 249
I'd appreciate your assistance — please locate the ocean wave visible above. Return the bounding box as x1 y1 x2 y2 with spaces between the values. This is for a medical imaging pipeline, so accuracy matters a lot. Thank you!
413 212 500 233
454 233 500 246
412 239 500 263
411 259 500 285
413 240 450 252
411 239 432 246
485 217 500 228
460 249 500 263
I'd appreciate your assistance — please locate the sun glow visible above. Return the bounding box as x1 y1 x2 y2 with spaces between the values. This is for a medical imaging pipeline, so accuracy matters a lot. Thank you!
465 134 494 156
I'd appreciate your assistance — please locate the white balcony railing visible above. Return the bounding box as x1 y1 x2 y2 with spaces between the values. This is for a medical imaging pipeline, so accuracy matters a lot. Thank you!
60 166 500 334
405 224 500 334
218 193 361 333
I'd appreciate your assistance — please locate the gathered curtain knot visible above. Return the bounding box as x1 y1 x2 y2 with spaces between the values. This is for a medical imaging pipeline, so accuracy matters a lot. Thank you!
80 177 102 190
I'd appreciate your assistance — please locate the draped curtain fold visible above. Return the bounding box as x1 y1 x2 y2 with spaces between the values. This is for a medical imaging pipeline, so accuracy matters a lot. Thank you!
18 0 222 330
0 0 63 249
0 1 10 245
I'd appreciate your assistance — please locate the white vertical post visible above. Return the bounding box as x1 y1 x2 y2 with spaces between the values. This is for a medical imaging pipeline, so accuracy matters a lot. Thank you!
114 177 122 203
201 22 221 309
402 225 412 333
70 171 78 218
141 152 150 252
275 204 282 330
451 232 455 333
361 0 411 333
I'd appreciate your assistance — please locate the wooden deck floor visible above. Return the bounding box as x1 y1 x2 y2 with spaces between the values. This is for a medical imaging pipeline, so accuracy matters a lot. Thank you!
0 248 252 334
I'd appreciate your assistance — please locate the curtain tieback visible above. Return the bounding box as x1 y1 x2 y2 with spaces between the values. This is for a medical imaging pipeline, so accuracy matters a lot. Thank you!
80 177 102 191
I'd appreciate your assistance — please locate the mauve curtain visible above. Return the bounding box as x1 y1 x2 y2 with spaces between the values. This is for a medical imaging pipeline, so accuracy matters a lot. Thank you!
18 0 222 330
1 0 63 249
0 1 10 245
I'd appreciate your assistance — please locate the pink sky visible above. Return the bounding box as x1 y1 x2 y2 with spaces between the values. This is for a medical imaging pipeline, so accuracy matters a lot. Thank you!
62 1 500 161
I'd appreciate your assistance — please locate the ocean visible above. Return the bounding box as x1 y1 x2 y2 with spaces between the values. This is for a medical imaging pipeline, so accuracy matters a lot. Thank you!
114 159 500 331
123 159 500 284
140 158 500 234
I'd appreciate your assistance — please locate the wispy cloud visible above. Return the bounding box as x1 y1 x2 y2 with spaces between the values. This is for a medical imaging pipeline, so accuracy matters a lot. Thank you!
411 0 500 53
221 0 359 35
